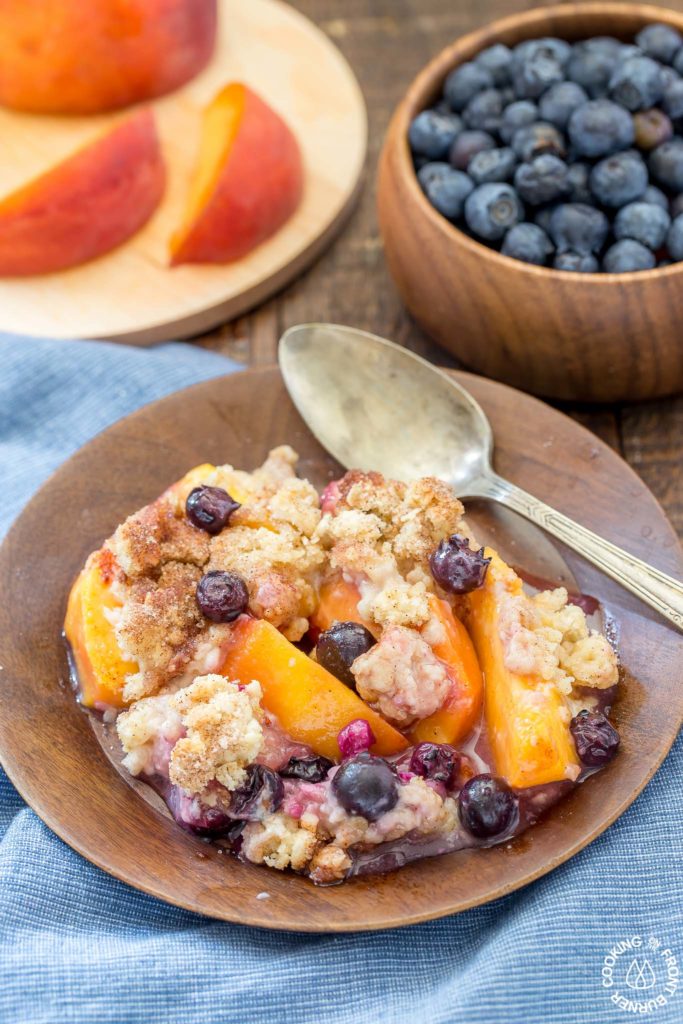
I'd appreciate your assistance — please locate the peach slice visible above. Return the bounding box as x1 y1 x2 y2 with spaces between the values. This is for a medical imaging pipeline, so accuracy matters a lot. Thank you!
221 617 408 761
466 550 580 789
64 551 137 709
0 0 217 114
309 577 379 639
411 597 484 747
170 83 303 265
0 109 165 276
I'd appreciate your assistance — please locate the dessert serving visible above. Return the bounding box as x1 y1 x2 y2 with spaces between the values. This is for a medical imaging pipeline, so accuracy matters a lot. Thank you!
64 448 620 885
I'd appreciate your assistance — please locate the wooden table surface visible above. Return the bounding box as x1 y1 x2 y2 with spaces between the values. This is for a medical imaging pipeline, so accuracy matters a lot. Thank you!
199 0 682 539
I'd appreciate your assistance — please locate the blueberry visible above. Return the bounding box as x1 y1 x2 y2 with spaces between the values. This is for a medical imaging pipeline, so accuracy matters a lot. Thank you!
514 154 570 205
570 710 620 766
671 193 683 217
196 570 249 622
666 213 683 259
633 108 673 150
674 48 683 77
663 78 683 118
566 161 592 203
553 250 599 272
166 787 234 837
449 129 496 170
512 121 566 162
458 774 518 839
650 138 683 190
409 743 460 787
332 752 399 821
636 23 683 64
567 41 621 97
444 62 494 111
513 38 572 70
468 146 517 184
513 52 564 99
614 201 671 249
643 184 669 209
408 109 463 159
603 238 656 272
462 88 505 133
539 81 589 128
430 534 491 593
589 150 648 207
533 205 556 235
660 65 682 90
230 765 284 819
609 56 664 111
549 203 609 254
186 485 240 534
501 222 554 265
316 621 376 689
465 183 524 241
417 162 474 219
475 43 513 86
280 755 334 784
567 99 635 157
499 100 538 143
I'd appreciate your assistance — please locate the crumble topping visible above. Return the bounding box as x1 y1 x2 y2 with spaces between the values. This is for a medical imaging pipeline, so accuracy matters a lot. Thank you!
111 500 210 579
351 625 453 727
168 674 264 795
241 812 319 871
116 693 182 777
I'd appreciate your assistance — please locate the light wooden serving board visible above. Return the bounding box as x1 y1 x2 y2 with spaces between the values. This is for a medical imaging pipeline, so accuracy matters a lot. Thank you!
0 0 367 344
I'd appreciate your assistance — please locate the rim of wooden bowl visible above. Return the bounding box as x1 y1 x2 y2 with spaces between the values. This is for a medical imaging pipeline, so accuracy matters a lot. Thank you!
387 1 683 283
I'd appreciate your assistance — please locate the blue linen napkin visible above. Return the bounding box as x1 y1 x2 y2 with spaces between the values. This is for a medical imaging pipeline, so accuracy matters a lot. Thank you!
0 333 681 1024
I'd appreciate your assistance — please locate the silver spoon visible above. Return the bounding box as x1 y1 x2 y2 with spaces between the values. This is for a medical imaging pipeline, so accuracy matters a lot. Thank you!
279 322 683 632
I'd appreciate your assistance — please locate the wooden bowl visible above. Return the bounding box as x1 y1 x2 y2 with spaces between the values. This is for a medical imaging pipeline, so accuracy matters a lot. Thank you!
0 367 681 930
378 2 683 403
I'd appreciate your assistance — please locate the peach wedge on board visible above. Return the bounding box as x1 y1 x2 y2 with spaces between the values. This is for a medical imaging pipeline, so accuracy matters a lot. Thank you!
170 83 304 266
0 109 165 276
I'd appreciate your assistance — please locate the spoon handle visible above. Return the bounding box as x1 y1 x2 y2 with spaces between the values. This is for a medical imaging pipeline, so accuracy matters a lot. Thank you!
475 473 683 632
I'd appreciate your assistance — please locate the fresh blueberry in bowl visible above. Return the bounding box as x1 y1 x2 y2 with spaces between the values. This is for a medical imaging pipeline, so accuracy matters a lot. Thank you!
462 88 505 133
567 99 634 158
539 80 588 128
667 212 683 259
474 43 513 86
409 109 463 160
467 146 516 184
633 108 673 151
649 137 683 191
449 129 496 171
608 55 664 111
614 201 671 249
636 22 683 64
499 100 537 143
464 182 524 240
553 250 599 272
511 121 565 161
501 222 554 265
549 202 609 255
514 154 570 205
589 150 648 207
603 238 656 272
444 61 494 111
417 162 474 220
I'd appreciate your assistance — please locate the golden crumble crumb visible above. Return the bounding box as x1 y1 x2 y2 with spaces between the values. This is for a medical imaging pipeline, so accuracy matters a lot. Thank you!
241 812 319 871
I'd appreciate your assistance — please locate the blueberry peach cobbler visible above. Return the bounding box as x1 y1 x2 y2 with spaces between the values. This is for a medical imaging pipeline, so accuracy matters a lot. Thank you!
64 448 620 884
411 23 683 272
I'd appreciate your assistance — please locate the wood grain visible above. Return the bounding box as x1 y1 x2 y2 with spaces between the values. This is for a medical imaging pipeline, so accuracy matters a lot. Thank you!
0 368 680 930
0 0 367 344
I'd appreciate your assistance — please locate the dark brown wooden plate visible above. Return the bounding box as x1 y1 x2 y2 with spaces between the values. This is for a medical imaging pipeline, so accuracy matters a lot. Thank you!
0 368 680 931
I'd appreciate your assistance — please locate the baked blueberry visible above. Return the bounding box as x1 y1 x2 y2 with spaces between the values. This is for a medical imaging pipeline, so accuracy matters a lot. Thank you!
549 202 609 254
499 100 538 143
603 238 656 271
474 43 513 86
409 109 463 160
663 78 683 118
589 150 648 207
643 184 669 208
512 52 564 99
539 81 588 128
609 55 664 111
666 212 683 259
316 621 376 689
566 161 592 203
567 40 621 97
332 752 399 821
196 570 249 622
553 250 599 272
410 743 460 787
463 87 505 132
464 182 524 240
636 23 683 64
570 710 620 766
449 129 496 170
230 765 284 819
650 137 683 190
444 61 494 111
514 154 570 205
567 99 635 158
430 534 491 592
186 485 240 534
511 121 566 161
614 201 671 249
459 774 518 839
633 108 673 150
501 222 554 265
417 162 474 219
468 146 517 184
280 755 334 783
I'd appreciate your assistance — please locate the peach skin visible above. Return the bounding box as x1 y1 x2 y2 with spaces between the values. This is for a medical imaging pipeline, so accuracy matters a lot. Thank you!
170 83 303 265
0 109 165 276
0 0 217 115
